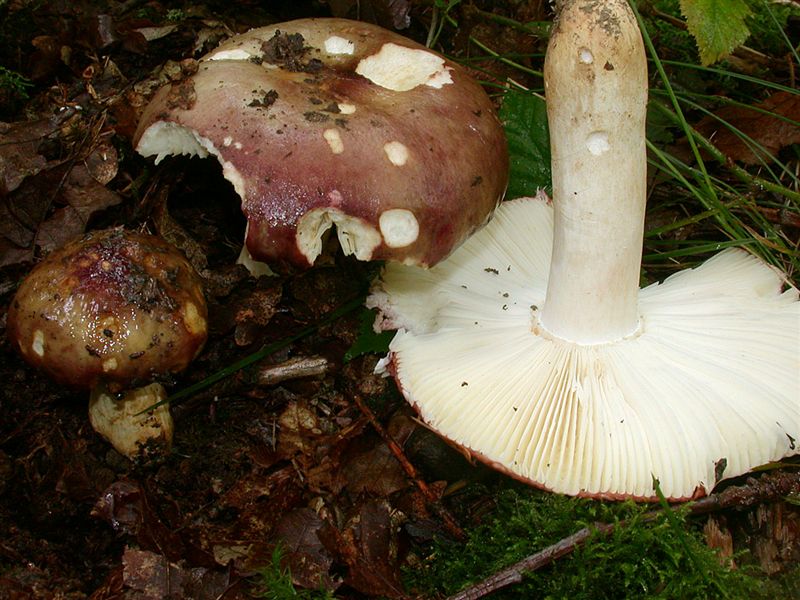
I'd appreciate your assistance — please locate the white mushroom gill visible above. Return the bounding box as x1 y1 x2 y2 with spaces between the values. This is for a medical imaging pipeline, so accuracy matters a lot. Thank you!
368 0 800 500
137 121 247 200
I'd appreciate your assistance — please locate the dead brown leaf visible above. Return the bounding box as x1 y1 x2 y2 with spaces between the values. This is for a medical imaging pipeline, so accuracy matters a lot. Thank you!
695 91 800 164
273 508 340 591
0 161 122 266
325 0 411 29
121 547 232 600
342 436 409 497
320 500 406 598
91 480 189 563
0 120 54 194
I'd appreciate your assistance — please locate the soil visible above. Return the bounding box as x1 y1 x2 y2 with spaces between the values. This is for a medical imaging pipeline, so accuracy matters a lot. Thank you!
0 1 798 599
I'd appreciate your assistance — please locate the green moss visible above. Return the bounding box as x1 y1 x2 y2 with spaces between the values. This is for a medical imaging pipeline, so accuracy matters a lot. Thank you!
406 485 790 599
741 0 799 56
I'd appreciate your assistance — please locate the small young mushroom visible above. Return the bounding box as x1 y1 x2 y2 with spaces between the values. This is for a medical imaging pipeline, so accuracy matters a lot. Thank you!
368 0 799 500
134 18 508 272
6 228 208 458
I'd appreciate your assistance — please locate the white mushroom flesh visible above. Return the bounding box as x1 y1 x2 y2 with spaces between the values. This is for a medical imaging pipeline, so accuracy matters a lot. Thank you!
383 141 409 166
296 206 382 263
89 382 174 458
379 209 419 248
355 43 453 91
324 35 355 54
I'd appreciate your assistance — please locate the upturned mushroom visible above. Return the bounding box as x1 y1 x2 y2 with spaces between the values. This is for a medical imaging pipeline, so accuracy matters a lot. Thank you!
133 18 508 272
6 228 208 457
368 0 799 500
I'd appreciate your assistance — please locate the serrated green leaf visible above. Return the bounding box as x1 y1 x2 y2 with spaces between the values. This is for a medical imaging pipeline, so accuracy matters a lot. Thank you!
679 0 752 65
499 89 551 199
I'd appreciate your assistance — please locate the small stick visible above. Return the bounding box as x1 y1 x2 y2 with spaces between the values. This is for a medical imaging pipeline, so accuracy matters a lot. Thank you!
446 470 799 600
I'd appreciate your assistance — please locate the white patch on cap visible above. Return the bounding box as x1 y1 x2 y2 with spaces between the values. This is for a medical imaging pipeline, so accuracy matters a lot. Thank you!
337 103 356 114
297 207 381 264
323 128 344 154
182 302 206 336
355 43 453 91
324 36 355 55
383 141 409 166
102 357 118 372
223 136 233 147
32 330 45 357
379 209 419 248
586 131 610 155
579 48 594 64
208 49 253 61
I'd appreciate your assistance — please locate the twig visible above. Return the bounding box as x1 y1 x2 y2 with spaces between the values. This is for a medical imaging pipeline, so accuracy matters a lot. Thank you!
353 394 466 541
446 470 800 600
447 523 614 600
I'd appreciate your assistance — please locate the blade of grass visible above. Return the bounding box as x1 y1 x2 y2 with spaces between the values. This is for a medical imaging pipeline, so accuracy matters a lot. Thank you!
467 37 543 79
759 0 800 65
632 3 728 229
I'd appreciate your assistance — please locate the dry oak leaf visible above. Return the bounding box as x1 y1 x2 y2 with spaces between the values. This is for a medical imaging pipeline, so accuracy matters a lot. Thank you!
695 91 800 165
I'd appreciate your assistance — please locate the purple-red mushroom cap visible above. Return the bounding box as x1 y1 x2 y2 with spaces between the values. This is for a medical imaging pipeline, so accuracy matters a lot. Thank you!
133 18 509 271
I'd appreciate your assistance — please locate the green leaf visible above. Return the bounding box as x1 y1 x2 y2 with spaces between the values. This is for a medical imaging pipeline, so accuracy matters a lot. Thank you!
499 89 551 199
679 0 752 65
343 307 394 362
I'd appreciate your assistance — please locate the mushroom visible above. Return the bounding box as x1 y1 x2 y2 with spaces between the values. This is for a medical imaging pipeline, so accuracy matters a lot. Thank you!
6 228 208 458
367 0 800 500
133 18 508 272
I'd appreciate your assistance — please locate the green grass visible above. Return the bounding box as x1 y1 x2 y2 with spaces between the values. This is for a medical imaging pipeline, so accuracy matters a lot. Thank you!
251 546 336 600
0 65 33 99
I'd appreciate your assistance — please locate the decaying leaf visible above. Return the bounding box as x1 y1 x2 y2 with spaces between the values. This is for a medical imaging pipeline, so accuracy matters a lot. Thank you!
0 120 53 194
326 0 411 29
342 436 409 497
121 547 232 600
273 508 339 591
91 480 188 562
695 91 800 164
320 500 405 598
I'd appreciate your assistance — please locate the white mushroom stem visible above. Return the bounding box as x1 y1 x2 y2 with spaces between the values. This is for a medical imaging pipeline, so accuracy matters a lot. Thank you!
539 0 647 345
89 383 174 458
367 0 799 500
